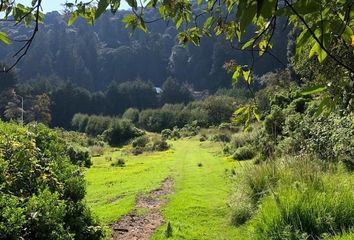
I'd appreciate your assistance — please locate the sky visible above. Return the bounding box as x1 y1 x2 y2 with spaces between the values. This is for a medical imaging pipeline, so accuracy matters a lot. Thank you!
18 0 130 13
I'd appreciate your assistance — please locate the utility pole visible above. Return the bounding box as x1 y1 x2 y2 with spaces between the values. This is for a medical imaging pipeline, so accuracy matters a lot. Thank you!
17 94 24 125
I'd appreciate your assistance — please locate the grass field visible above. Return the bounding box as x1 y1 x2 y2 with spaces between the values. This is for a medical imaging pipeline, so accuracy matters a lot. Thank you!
85 139 245 239
85 147 176 224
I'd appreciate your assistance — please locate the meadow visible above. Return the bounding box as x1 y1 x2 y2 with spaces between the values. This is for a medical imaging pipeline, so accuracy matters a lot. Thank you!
85 139 246 239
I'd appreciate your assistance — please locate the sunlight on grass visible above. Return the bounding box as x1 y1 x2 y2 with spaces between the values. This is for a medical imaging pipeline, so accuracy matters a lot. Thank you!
85 139 247 239
152 140 245 240
85 149 175 224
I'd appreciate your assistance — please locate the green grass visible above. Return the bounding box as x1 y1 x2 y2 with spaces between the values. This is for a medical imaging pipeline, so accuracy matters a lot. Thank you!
85 148 175 224
85 139 245 239
152 140 243 239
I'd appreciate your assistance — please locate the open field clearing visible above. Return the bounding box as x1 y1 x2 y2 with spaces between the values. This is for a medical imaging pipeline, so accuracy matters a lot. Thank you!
85 139 246 239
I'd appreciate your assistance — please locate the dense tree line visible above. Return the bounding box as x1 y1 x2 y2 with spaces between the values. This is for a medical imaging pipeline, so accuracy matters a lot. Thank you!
72 95 236 135
0 9 289 92
0 75 195 128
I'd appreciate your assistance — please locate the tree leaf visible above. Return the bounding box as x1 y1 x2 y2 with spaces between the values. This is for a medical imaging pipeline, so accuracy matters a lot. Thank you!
68 12 79 26
126 0 138 10
242 69 251 84
232 67 242 85
95 0 109 19
301 85 327 95
0 32 11 45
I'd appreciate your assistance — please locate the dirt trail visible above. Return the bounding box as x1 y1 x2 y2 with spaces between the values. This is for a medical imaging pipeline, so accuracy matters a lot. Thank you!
110 178 173 240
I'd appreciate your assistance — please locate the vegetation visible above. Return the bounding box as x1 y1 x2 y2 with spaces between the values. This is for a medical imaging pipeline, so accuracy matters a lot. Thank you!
0 0 353 239
0 121 103 239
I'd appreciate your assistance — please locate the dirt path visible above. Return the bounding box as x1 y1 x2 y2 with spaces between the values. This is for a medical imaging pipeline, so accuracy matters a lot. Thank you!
110 177 173 240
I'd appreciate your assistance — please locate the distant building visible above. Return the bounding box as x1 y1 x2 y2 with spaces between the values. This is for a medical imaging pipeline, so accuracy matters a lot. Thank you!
154 87 163 94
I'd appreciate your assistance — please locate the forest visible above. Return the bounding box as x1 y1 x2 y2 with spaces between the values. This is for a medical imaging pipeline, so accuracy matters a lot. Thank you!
0 0 353 240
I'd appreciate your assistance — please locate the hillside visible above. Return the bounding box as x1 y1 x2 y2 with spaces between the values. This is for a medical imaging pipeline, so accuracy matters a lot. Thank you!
0 9 289 91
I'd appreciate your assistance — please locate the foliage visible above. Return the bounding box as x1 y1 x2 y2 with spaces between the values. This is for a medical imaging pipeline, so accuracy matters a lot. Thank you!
103 119 143 146
67 145 92 168
230 193 254 226
164 222 173 238
131 135 149 148
161 129 172 140
122 108 140 125
0 121 103 239
161 78 192 104
253 176 354 240
111 158 126 167
72 114 113 136
232 145 256 161
132 135 169 155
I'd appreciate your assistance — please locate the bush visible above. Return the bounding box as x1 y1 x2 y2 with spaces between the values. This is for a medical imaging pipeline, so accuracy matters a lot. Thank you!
264 106 285 138
212 132 231 142
201 96 235 126
132 147 144 155
72 114 112 136
111 158 125 167
0 122 103 239
67 145 92 167
122 108 140 124
90 145 105 157
171 127 181 139
233 145 256 161
161 129 172 140
151 138 169 151
103 119 143 146
132 135 149 148
230 195 254 226
199 134 207 142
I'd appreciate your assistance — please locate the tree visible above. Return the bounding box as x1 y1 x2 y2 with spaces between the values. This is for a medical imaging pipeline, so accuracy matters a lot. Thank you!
3 90 23 123
27 94 52 125
161 78 192 104
1 1 352 73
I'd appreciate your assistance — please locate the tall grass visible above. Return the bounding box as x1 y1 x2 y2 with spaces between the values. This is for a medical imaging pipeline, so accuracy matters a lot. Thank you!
252 178 354 240
231 154 354 239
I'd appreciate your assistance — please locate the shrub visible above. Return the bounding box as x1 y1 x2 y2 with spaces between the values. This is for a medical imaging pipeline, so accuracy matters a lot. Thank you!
132 147 144 155
199 134 207 142
230 196 254 226
231 130 258 149
151 138 169 151
218 122 239 132
122 108 140 124
0 122 103 239
90 145 105 157
111 158 125 167
233 145 256 161
264 106 285 138
171 127 181 139
161 129 172 140
212 132 231 142
103 119 143 146
132 135 149 148
201 96 235 126
67 145 92 167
